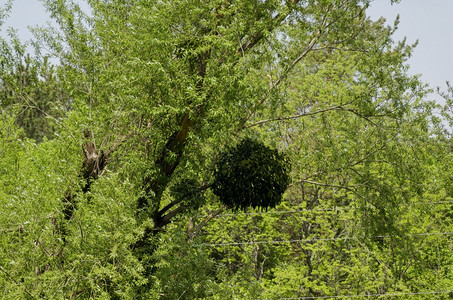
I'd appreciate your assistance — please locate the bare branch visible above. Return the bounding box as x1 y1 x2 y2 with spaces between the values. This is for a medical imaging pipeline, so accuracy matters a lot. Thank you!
245 105 343 128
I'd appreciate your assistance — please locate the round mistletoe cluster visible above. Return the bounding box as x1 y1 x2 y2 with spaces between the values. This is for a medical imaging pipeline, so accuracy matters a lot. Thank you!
212 138 290 211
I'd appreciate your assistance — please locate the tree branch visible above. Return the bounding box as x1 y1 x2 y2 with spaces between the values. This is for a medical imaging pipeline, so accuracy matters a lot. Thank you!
297 179 368 202
239 20 326 129
190 208 225 240
237 0 301 55
245 105 344 128
156 205 189 228
339 107 379 127
156 198 183 219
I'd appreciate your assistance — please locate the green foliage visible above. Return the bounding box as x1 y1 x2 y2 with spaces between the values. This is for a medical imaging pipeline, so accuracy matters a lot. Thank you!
213 138 290 211
170 178 206 211
151 229 216 300
1 0 453 298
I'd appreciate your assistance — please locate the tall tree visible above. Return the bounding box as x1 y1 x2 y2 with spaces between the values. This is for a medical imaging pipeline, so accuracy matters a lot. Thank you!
1 0 452 298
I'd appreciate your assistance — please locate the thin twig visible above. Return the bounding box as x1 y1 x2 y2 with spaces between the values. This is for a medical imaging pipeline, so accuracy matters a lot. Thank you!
245 105 344 128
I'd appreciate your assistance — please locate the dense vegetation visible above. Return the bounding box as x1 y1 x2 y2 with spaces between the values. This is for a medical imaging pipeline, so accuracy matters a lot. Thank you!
1 0 452 298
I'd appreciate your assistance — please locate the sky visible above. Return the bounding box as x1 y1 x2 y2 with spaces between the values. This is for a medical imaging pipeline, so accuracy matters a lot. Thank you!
2 0 453 94
367 0 453 93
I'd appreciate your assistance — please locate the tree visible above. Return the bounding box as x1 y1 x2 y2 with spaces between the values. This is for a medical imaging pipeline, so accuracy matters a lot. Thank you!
0 14 70 143
0 54 70 142
1 0 453 298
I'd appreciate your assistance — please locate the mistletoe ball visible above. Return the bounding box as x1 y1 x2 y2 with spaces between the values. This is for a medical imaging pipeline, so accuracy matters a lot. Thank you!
213 138 291 211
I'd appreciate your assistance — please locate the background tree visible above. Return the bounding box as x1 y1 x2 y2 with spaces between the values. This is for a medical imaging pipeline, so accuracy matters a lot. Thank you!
0 23 70 142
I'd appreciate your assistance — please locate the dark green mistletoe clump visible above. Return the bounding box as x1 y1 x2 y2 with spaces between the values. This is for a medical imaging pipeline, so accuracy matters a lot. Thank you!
212 138 291 211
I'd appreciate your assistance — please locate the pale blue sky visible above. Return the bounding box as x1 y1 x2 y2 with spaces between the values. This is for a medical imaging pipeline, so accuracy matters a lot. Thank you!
3 0 453 93
367 0 453 93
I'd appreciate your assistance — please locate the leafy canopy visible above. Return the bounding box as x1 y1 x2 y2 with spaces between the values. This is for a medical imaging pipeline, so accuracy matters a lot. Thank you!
1 0 453 299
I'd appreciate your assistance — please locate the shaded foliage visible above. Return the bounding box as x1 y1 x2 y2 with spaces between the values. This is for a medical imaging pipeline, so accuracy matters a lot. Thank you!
213 138 290 211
